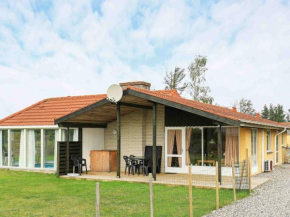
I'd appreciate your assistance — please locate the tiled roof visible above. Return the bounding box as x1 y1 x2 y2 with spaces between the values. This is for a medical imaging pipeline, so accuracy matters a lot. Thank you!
0 90 176 126
0 86 288 129
128 86 288 128
0 94 106 126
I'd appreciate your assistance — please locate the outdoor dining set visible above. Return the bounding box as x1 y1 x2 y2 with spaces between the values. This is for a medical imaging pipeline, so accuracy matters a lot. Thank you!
123 146 162 176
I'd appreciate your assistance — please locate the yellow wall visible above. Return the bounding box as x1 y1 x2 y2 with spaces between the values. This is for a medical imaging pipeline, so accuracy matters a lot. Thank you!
239 127 285 175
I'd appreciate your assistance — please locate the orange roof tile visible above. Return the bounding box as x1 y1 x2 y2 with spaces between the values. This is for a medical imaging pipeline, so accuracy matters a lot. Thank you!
128 86 288 128
0 90 176 126
0 94 106 126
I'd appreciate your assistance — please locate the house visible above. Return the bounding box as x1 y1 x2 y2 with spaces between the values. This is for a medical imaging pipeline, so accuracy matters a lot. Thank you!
0 81 288 180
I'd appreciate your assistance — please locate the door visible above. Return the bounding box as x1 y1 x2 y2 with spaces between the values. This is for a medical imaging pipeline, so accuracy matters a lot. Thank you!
82 128 104 170
165 128 185 173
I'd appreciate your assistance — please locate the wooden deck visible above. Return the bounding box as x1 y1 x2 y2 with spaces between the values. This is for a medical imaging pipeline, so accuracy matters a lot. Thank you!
61 171 269 189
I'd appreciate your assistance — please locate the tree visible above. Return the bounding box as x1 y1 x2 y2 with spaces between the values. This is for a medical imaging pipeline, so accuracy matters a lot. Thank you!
232 98 256 115
286 109 290 122
261 104 269 119
261 104 287 122
164 67 188 94
188 55 214 104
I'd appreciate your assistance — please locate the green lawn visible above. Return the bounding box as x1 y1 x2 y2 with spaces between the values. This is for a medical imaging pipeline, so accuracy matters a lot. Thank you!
0 170 248 217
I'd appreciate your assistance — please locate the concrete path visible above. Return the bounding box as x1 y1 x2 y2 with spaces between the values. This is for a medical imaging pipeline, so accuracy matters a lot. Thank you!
206 164 290 217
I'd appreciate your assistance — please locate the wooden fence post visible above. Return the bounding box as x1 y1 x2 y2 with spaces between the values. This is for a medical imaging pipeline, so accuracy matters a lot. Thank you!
231 159 236 201
216 161 219 210
246 148 250 192
149 173 154 217
248 157 252 193
96 182 100 217
189 166 193 217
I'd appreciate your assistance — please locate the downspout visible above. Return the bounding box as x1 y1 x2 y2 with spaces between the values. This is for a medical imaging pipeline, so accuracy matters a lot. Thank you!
274 127 287 165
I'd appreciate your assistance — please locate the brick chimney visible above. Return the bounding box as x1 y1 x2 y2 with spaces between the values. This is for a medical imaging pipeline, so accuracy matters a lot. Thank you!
256 113 261 118
232 107 237 113
119 81 151 90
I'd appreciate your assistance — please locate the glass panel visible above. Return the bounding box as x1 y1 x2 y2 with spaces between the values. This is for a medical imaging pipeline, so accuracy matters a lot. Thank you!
267 130 271 151
188 128 202 166
11 130 22 167
61 129 78 141
167 157 182 168
26 130 41 168
251 129 257 166
44 130 56 169
203 128 219 166
1 130 8 166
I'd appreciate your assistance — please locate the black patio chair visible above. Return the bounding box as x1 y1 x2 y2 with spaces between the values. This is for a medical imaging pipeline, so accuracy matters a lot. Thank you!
129 155 141 175
71 155 81 175
77 157 88 174
123 156 131 175
144 146 163 175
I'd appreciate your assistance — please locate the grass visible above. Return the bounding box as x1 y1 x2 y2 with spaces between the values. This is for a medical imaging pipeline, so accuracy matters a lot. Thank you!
0 170 248 217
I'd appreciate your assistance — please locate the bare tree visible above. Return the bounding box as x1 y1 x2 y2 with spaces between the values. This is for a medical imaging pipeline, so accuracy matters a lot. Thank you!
164 67 188 94
188 56 214 104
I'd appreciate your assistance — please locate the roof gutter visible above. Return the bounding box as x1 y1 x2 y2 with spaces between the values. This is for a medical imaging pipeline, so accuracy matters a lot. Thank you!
239 119 286 130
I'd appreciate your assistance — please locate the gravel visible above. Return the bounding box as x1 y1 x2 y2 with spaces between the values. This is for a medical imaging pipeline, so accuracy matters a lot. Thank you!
205 164 290 217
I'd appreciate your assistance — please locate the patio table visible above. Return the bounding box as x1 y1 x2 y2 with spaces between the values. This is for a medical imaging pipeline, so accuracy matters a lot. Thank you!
129 156 146 176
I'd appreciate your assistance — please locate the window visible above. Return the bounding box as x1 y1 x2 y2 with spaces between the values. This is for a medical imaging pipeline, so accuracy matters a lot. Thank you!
61 129 78 141
0 130 8 166
44 130 58 169
26 130 41 168
11 130 26 167
266 130 271 152
186 127 238 167
251 129 258 166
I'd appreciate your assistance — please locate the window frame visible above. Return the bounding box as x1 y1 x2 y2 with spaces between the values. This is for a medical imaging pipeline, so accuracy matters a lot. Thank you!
266 130 271 152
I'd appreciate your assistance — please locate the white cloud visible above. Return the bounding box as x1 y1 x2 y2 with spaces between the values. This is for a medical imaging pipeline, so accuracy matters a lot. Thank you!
0 0 290 119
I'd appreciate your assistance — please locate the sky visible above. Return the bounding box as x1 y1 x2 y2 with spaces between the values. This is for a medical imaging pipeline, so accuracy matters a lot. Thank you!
0 0 290 119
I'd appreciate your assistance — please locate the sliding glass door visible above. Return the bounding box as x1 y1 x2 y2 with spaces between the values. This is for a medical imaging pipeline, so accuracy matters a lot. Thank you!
165 127 239 173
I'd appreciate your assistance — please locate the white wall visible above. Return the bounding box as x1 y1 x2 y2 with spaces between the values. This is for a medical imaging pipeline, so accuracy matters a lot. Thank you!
82 128 104 170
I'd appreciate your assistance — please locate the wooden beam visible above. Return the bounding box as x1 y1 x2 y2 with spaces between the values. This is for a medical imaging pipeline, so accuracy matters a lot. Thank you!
119 102 152 110
152 102 157 181
66 127 69 175
217 125 222 184
125 89 240 126
117 102 121 178
78 127 83 159
54 98 109 124
58 122 107 128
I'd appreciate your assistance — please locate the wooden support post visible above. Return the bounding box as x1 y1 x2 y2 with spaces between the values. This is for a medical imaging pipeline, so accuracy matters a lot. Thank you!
149 173 154 217
231 159 236 201
217 125 222 184
216 161 219 210
152 102 157 181
96 182 100 217
117 102 121 178
189 166 193 217
66 127 69 174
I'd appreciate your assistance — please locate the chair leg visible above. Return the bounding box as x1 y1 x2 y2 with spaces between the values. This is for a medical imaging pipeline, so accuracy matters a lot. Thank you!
85 165 88 174
125 166 127 175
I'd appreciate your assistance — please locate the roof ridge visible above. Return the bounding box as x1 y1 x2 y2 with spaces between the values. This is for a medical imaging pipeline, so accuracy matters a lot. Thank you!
47 93 107 101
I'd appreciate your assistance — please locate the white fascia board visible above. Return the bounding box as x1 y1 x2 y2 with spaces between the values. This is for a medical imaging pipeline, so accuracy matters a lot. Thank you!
239 119 286 130
0 125 60 129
